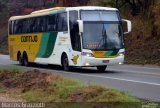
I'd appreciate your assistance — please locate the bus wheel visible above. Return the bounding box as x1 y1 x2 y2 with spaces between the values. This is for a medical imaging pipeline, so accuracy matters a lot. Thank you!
23 53 29 66
97 66 107 72
18 55 23 66
62 54 70 71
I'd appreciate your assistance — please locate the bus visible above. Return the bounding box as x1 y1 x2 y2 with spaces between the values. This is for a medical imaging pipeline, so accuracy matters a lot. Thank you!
8 6 131 71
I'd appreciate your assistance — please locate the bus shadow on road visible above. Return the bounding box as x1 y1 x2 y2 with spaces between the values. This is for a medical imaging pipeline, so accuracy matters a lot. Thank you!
69 67 119 74
16 63 119 74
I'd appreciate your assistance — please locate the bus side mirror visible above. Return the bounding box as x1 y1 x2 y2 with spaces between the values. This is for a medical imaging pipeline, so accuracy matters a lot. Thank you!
122 19 132 34
77 20 84 33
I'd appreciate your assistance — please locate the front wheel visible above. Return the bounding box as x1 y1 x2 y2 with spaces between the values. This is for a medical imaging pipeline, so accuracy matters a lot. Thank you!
62 54 70 71
97 66 107 72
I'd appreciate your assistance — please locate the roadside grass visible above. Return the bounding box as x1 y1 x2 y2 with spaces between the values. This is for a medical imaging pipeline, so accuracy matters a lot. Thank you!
0 66 25 73
22 80 139 102
22 84 140 108
0 66 25 91
0 68 141 107
22 78 84 102
87 87 138 102
0 67 23 82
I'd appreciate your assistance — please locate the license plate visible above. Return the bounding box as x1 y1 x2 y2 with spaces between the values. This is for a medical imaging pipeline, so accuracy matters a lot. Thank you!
103 60 109 63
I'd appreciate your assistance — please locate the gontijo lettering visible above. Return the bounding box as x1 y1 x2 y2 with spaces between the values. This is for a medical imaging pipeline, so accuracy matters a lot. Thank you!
21 35 38 42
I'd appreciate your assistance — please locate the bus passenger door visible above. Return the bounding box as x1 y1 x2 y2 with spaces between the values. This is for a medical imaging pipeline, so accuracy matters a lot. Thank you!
70 23 82 66
69 11 82 66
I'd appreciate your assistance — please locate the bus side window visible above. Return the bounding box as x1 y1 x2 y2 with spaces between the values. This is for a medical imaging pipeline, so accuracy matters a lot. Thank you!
14 20 18 34
33 18 37 33
13 21 16 34
39 17 46 32
28 18 35 33
22 19 28 33
19 20 23 34
47 15 57 32
9 21 13 35
12 21 15 34
34 17 44 32
29 18 36 33
57 12 68 31
69 11 81 52
26 19 31 33
35 18 40 32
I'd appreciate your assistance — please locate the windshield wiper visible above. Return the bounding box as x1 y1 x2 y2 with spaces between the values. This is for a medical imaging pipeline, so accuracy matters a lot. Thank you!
102 29 107 49
94 26 107 50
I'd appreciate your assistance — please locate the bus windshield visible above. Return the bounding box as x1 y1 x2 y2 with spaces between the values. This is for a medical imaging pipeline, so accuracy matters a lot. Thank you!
82 22 124 50
81 10 123 50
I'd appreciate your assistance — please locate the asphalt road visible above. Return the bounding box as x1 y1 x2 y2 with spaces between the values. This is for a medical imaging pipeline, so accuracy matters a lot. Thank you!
0 54 160 102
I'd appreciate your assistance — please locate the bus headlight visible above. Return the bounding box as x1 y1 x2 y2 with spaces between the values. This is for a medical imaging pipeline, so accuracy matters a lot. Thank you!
118 52 125 56
82 52 94 57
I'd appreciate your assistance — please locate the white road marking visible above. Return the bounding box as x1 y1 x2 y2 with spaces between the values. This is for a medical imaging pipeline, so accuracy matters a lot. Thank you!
55 70 160 86
107 68 160 76
124 65 160 70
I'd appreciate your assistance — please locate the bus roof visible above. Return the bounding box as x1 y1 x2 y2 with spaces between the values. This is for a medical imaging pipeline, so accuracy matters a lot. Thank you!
9 6 118 21
66 6 118 11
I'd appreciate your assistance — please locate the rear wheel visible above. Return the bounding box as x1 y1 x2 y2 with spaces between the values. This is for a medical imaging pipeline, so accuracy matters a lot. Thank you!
23 53 29 66
18 54 23 66
97 66 107 72
62 54 70 71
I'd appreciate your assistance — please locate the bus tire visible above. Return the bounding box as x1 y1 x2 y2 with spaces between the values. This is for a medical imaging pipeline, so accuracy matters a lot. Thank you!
97 66 107 72
23 52 29 67
62 54 70 71
18 54 23 66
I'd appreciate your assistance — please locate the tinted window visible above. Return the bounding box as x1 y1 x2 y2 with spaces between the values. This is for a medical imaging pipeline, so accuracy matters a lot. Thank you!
30 18 37 33
15 20 23 34
10 12 68 34
13 20 17 34
36 17 46 32
22 19 28 33
47 15 57 31
9 21 14 34
26 18 31 33
57 13 68 31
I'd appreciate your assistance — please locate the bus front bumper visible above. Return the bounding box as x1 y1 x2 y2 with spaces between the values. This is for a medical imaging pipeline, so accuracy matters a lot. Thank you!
81 55 124 67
